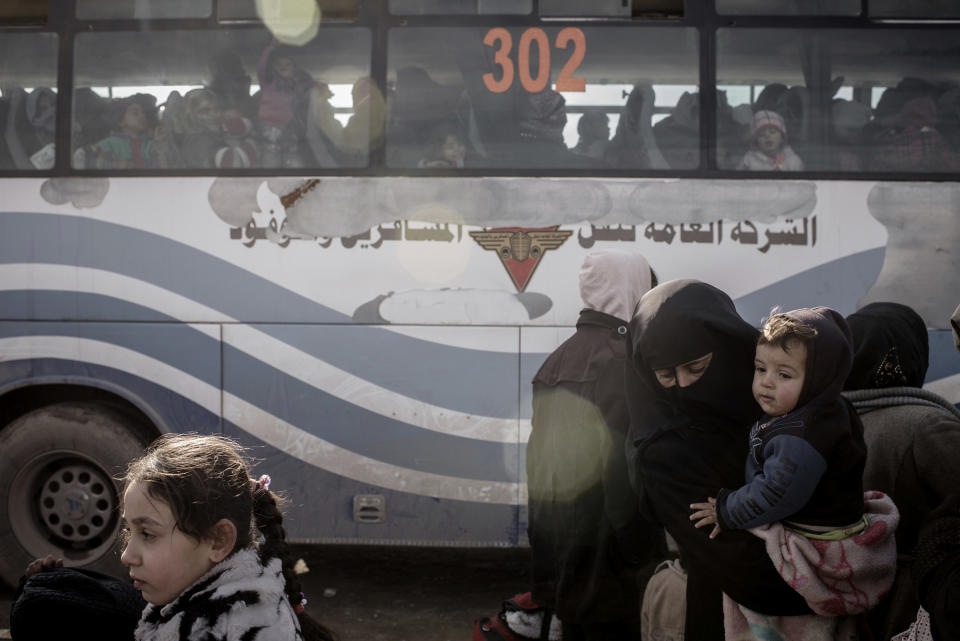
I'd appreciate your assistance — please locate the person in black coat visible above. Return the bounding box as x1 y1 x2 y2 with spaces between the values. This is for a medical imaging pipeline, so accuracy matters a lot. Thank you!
527 251 664 641
626 279 812 641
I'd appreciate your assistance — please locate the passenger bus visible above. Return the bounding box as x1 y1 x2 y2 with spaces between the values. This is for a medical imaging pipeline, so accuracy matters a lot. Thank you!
2 0 960 587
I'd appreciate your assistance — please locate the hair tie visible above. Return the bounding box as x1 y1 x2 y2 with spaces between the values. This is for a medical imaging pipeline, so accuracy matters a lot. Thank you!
294 591 307 614
252 474 272 496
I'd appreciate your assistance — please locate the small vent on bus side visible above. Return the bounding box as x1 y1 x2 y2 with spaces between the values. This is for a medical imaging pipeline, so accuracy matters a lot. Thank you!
352 494 386 523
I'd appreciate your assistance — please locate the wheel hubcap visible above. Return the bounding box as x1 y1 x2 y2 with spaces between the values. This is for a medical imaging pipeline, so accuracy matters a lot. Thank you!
37 462 116 545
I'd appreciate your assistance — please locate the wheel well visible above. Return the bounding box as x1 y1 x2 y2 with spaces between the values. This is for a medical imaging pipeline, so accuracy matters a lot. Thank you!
0 384 160 443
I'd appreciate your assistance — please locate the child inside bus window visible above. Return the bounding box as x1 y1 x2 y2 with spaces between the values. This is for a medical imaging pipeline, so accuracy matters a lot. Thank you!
418 122 467 168
737 110 804 171
256 42 316 168
79 93 179 169
689 308 897 623
572 111 610 161
120 433 337 641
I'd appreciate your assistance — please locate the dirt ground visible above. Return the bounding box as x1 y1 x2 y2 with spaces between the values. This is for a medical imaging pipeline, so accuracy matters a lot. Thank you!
0 544 532 641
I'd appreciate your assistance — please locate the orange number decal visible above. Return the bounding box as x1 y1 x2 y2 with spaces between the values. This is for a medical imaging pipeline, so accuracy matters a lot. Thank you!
517 27 550 93
555 27 586 92
483 28 514 94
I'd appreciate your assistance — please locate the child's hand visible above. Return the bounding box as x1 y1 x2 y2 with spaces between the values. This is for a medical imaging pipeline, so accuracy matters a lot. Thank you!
690 497 721 539
24 554 63 579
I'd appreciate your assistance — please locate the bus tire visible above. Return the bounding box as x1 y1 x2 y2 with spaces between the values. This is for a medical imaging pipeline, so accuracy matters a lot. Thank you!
0 402 151 588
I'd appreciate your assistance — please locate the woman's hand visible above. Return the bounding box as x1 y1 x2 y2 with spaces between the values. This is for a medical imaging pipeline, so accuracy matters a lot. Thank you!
690 497 721 539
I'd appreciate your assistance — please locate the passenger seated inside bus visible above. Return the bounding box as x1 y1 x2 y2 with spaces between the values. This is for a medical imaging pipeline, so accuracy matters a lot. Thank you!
73 87 109 152
255 41 317 168
831 98 871 172
417 120 468 168
76 93 178 169
388 65 462 168
653 90 748 169
513 88 600 169
340 76 385 165
753 82 808 161
604 83 668 169
864 80 960 172
208 49 255 121
572 111 610 161
166 88 225 169
737 109 804 171
2 86 57 170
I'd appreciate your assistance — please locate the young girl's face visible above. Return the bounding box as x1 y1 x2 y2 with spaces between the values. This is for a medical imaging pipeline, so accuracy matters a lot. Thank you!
119 103 149 135
120 480 218 605
756 126 784 157
441 134 465 165
273 56 295 80
194 97 222 133
753 340 806 416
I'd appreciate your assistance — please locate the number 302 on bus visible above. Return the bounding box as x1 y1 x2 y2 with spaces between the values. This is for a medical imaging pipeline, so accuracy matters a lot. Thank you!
482 27 587 94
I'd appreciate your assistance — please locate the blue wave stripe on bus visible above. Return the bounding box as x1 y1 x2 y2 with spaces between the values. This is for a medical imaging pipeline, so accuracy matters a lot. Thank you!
0 287 522 420
0 357 221 436
223 345 520 483
0 312 521 481
0 213 519 417
0 311 221 388
0 212 348 323
0 289 173 323
253 324 519 420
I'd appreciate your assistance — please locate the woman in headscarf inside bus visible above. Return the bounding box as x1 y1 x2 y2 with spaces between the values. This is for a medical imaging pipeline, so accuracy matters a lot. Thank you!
842 301 960 641
626 279 812 641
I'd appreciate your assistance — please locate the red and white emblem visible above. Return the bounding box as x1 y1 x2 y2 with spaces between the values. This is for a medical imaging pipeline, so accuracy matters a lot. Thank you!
469 226 573 292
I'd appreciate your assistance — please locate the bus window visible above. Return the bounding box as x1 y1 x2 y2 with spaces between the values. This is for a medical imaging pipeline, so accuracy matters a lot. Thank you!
386 25 697 170
716 0 859 15
389 0 531 15
71 27 373 170
719 28 960 174
77 0 212 19
870 1 960 19
0 32 58 170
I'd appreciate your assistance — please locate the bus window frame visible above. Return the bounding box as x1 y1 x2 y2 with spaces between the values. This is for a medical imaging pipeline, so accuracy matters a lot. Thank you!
1 0 959 182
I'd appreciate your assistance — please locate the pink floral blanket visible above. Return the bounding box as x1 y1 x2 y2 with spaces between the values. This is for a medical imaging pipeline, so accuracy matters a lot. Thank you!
750 490 899 617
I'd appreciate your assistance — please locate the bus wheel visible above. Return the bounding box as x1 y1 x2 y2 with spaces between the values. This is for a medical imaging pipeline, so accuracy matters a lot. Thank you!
0 402 151 588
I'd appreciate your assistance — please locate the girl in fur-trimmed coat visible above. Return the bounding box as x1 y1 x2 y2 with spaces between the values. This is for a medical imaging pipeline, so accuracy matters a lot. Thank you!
120 433 337 641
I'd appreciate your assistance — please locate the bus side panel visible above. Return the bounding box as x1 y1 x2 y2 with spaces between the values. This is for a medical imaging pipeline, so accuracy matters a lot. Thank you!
220 324 523 545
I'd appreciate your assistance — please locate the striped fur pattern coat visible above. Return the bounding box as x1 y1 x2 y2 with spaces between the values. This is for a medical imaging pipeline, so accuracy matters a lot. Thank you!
134 546 302 641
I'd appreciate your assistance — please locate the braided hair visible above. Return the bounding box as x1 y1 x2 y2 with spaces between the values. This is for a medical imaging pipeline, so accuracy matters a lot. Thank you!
123 433 337 641
252 478 337 641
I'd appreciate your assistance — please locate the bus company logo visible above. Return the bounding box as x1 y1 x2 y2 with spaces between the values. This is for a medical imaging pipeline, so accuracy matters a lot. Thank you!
469 226 573 292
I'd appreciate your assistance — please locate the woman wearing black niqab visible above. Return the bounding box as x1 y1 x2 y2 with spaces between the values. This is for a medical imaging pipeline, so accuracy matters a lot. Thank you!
626 279 811 641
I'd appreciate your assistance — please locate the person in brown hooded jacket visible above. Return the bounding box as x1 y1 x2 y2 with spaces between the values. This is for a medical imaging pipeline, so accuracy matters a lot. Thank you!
527 250 664 641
